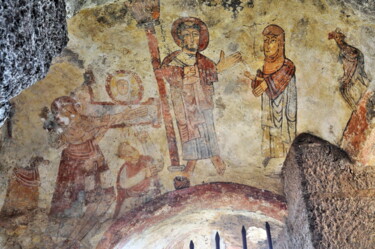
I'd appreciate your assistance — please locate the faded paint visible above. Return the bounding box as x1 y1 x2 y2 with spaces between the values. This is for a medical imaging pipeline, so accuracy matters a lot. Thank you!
0 0 375 248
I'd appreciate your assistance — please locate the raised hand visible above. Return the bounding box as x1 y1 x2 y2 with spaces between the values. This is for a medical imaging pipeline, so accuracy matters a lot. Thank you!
217 50 242 73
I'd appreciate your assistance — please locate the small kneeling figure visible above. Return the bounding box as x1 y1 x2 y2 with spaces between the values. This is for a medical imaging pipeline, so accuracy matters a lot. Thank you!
114 142 162 218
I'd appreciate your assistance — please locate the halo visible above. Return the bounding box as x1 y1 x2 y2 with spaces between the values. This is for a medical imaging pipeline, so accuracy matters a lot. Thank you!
106 70 144 105
171 17 209 52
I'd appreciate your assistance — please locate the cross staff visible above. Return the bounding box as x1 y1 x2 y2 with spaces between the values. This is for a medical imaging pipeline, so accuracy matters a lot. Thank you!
126 0 183 169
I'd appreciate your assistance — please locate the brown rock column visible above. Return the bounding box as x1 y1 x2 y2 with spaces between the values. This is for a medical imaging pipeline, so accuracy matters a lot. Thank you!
280 133 375 249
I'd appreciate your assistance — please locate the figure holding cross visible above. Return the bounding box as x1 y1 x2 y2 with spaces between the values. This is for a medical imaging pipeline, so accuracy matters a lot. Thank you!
161 17 242 175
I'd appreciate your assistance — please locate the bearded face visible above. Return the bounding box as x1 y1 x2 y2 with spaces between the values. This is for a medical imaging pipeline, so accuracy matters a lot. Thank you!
180 27 200 53
53 105 76 127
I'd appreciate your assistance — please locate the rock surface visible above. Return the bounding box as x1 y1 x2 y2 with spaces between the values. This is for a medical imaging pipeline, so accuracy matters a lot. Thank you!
281 133 375 249
336 0 375 18
0 0 68 126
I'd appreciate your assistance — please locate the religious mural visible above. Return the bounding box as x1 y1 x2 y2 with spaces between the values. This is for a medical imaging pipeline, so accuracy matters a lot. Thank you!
0 0 374 248
329 28 369 110
114 141 162 218
48 86 159 217
160 17 242 175
246 24 297 167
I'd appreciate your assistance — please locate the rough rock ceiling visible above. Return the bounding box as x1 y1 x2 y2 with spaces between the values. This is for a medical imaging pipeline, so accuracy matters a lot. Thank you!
0 0 67 126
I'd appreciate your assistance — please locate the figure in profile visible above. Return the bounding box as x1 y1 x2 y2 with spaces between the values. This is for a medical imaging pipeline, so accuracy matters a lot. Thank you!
245 24 297 166
329 28 369 110
161 17 242 175
48 96 149 217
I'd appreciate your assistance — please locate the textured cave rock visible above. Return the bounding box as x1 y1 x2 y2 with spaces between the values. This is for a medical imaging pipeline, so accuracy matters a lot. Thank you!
0 0 68 126
65 0 118 18
336 0 375 17
281 133 375 249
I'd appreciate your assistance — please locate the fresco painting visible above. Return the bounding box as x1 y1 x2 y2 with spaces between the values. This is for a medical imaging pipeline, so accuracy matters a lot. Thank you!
0 0 374 248
0 157 49 220
48 94 157 217
329 28 369 110
246 24 297 167
114 141 162 218
161 17 241 175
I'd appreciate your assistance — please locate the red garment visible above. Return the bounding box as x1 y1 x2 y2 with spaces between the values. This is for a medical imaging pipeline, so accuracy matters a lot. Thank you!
49 139 108 216
0 167 40 217
117 155 154 198
161 51 218 109
161 51 218 143
253 58 295 100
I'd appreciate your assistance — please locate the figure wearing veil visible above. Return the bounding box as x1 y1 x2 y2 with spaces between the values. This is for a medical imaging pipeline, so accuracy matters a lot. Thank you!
248 24 297 165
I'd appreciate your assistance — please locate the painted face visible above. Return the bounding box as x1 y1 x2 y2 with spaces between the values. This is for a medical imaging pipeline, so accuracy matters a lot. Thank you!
118 143 140 161
181 27 200 53
54 110 70 126
116 79 129 95
263 35 279 58
53 105 76 127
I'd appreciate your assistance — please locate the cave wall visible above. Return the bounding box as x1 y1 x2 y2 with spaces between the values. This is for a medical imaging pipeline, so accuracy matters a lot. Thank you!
0 0 375 248
281 133 375 249
0 0 68 126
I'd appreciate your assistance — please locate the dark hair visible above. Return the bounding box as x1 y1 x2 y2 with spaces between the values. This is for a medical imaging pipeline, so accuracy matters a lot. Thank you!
83 70 95 86
177 22 201 39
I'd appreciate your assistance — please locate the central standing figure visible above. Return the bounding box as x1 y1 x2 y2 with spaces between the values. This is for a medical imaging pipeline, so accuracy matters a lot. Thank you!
161 17 241 175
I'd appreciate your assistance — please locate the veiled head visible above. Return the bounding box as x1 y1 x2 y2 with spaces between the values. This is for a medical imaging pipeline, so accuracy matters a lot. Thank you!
262 24 285 61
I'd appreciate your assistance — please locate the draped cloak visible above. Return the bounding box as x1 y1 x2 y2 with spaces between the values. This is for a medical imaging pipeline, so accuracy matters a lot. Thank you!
49 116 111 217
161 51 220 160
253 58 297 158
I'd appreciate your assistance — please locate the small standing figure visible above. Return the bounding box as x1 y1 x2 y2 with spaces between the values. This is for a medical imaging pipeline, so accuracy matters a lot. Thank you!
245 24 297 166
328 28 369 110
49 96 149 217
113 142 161 218
161 17 242 175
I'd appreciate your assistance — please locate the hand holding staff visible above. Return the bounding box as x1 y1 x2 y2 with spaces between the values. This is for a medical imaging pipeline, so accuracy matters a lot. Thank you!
127 0 182 168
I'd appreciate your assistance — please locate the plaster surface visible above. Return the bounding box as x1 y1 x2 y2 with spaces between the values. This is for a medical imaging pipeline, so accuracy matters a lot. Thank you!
1 0 375 248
